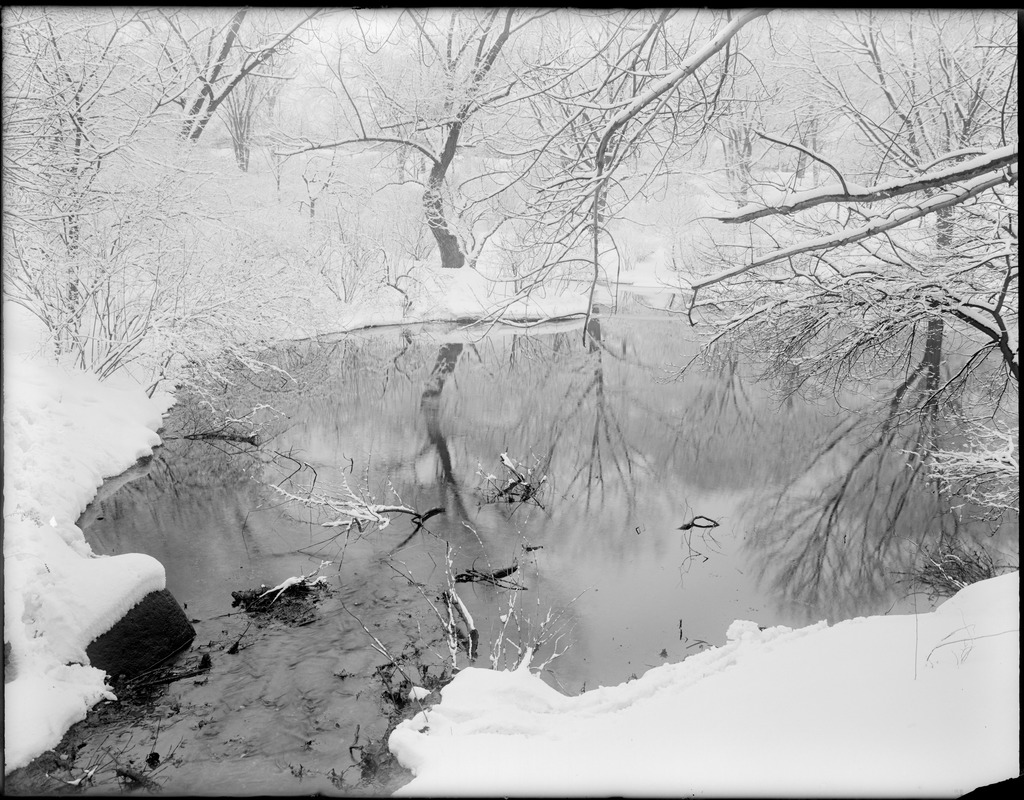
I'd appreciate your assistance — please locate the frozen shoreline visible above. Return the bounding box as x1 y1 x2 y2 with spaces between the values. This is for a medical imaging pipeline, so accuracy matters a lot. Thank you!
3 350 173 774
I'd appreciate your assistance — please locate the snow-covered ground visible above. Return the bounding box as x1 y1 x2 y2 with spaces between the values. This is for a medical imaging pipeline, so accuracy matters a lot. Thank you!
390 573 1019 796
3 303 174 773
296 257 597 339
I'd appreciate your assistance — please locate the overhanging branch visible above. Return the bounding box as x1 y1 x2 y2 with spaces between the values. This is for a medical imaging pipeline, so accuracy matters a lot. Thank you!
279 136 441 167
717 144 1018 224
690 163 1018 305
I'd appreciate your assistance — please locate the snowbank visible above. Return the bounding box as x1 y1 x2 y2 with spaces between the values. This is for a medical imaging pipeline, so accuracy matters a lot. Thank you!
325 261 592 336
3 312 174 773
390 571 1019 796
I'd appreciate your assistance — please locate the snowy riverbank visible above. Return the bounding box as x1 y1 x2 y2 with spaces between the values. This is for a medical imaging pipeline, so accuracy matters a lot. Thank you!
1 266 591 775
3 305 174 773
390 572 1019 796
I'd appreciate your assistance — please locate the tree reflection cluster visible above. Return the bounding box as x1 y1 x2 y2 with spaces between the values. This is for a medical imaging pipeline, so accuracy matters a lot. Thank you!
744 320 1018 621
115 320 1017 675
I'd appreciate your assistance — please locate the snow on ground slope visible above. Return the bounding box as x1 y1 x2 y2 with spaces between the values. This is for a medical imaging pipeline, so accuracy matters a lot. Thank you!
3 302 174 773
390 572 1019 797
335 261 592 334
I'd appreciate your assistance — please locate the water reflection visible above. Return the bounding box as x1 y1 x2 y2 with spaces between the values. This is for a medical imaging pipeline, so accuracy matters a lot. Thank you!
79 315 1017 786
745 316 1018 621
419 342 469 521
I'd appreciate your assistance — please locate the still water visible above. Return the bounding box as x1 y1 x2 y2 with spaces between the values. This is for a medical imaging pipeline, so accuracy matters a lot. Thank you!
77 311 1016 794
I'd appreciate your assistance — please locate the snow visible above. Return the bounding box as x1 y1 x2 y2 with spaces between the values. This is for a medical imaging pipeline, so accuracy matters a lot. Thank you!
3 301 174 774
324 261 592 337
390 572 1019 796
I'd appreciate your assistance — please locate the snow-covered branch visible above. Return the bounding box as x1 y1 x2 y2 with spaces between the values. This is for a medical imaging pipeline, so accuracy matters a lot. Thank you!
268 479 420 533
691 163 1018 298
716 144 1018 224
929 423 1019 517
278 136 441 167
594 8 771 166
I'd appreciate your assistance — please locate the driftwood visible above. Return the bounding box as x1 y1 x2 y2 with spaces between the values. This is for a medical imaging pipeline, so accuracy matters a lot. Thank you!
677 515 719 531
442 589 479 661
182 430 259 446
115 765 159 790
231 564 332 627
455 561 523 590
479 453 547 508
390 507 446 553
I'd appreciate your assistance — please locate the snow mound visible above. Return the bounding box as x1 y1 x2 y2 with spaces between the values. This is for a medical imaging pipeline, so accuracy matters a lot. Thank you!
390 572 1018 796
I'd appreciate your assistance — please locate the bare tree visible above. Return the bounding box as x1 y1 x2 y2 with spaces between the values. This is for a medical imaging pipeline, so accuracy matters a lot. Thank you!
3 7 321 391
692 11 1017 389
220 55 292 172
496 9 770 339
676 10 1018 523
3 7 167 366
144 8 321 143
285 9 556 269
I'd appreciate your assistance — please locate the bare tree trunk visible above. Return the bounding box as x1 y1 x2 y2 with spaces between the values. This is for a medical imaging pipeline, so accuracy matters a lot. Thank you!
921 206 953 402
232 138 251 171
424 147 465 269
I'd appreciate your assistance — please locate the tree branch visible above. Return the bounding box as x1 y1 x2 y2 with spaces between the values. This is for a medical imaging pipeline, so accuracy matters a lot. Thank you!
752 128 850 194
716 144 1018 223
279 136 441 167
691 163 1018 301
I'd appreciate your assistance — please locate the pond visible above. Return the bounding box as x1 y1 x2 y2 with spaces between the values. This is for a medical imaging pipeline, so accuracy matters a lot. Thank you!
70 310 1017 794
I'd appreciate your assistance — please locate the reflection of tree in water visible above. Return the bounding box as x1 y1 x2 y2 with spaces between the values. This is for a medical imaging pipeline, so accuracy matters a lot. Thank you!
379 328 415 395
685 347 763 463
484 317 786 521
535 309 645 512
418 342 471 520
109 390 266 507
749 321 1014 620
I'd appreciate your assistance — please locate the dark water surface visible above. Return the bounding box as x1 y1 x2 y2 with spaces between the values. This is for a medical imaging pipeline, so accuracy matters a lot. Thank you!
75 313 1017 794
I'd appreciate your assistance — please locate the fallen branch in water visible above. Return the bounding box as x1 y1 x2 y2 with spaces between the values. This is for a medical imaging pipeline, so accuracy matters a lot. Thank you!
677 515 719 531
128 665 208 689
258 560 332 604
478 452 547 509
121 652 212 691
455 561 524 590
226 622 251 654
339 600 417 686
678 515 723 575
270 477 441 535
181 430 259 446
114 763 159 790
389 506 447 554
442 588 479 661
387 556 462 668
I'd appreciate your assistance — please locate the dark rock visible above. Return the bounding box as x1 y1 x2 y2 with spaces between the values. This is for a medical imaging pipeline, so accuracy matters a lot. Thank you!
86 589 195 679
